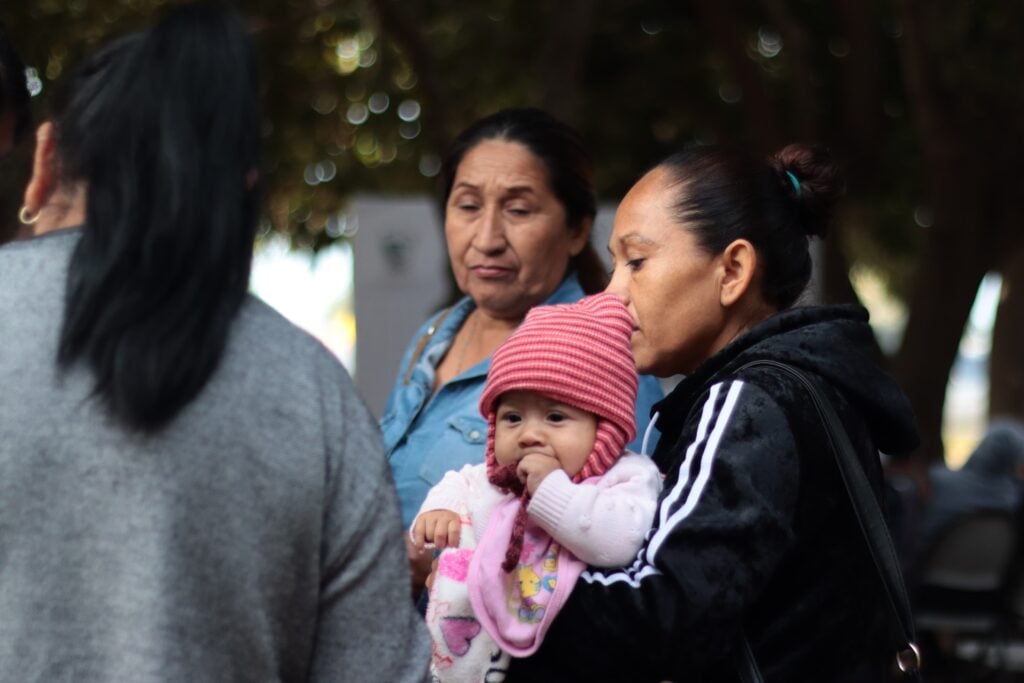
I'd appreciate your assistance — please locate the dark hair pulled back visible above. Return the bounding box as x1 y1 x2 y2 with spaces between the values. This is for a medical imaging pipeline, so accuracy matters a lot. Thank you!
54 1 260 431
440 107 606 294
659 143 842 309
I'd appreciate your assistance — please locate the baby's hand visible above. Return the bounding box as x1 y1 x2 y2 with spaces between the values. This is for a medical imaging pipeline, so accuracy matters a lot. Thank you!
517 454 561 495
411 509 461 550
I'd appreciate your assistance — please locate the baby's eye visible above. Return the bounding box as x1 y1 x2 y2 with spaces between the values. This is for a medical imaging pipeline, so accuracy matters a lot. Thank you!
501 412 522 424
547 412 566 423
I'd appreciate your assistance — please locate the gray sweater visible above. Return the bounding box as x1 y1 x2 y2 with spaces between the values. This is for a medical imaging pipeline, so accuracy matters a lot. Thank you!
0 230 429 682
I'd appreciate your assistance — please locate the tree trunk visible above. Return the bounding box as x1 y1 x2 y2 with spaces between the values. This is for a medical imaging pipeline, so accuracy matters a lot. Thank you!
990 245 1024 420
892 0 990 467
891 168 994 465
691 0 783 152
535 0 595 125
834 0 882 186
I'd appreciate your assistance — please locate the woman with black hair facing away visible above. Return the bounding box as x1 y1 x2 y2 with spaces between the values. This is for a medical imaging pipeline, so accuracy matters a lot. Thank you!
507 145 920 682
0 3 428 681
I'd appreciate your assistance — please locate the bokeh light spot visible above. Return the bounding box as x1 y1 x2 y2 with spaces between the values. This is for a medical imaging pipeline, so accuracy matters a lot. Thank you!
419 154 441 177
398 99 421 122
346 103 370 125
368 92 390 114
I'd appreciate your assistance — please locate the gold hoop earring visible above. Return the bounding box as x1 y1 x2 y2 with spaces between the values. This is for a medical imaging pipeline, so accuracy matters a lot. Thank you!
18 206 39 225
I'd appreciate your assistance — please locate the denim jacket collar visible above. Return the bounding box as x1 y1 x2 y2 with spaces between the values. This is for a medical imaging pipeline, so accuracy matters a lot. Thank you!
414 272 587 388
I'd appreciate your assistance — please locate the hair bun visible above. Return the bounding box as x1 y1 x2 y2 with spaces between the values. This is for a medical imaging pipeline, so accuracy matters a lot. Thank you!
769 143 843 239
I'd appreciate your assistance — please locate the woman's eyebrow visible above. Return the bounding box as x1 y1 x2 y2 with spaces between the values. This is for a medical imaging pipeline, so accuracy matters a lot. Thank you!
608 234 655 258
618 233 658 247
504 185 538 197
450 180 480 193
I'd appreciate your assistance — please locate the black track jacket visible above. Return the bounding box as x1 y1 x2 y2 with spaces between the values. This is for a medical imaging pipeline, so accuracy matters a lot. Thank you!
508 305 919 683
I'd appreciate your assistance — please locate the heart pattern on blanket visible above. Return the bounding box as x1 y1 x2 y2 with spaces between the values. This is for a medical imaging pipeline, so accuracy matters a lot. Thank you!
440 615 482 657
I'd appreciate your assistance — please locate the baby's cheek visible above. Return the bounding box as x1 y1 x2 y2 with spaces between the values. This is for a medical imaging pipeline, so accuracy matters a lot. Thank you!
492 438 520 466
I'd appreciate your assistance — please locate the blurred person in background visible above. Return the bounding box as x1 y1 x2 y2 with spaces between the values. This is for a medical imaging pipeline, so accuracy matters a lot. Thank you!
379 107 664 595
0 3 428 680
921 417 1024 542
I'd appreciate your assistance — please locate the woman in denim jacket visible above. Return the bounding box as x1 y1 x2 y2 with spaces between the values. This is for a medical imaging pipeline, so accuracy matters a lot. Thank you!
380 108 663 594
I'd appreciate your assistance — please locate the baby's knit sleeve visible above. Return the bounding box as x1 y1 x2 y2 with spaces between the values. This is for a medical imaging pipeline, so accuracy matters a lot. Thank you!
526 453 661 566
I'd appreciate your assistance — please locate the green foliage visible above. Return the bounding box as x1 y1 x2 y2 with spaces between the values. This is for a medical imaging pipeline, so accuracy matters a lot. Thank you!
2 0 1022 284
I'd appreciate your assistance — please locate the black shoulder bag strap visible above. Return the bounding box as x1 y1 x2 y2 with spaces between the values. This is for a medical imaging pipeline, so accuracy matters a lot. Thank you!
734 360 922 683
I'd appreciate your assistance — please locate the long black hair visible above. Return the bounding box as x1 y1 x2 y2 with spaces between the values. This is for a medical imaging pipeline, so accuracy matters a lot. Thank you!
440 107 607 294
54 1 260 431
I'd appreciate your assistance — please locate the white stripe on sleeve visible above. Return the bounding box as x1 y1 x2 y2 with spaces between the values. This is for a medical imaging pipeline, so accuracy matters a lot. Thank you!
580 380 745 587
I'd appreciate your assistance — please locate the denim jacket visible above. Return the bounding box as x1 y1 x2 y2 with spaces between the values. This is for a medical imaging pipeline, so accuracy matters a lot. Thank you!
381 274 664 528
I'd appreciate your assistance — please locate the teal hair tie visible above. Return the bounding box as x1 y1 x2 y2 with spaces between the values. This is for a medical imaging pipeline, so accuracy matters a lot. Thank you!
785 170 801 196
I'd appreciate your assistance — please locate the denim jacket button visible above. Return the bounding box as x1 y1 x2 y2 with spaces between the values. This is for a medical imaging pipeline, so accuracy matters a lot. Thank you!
468 430 481 440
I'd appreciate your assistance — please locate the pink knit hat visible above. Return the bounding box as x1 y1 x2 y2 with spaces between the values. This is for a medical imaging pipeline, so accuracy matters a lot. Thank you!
480 292 639 483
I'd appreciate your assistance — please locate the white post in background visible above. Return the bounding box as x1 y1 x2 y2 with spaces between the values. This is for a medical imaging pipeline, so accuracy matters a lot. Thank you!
351 195 448 418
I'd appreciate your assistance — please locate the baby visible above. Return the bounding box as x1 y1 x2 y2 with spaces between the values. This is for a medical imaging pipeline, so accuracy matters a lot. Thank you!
411 293 662 683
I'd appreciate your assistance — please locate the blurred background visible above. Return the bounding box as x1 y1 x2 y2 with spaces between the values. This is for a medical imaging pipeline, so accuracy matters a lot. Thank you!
2 0 1022 471
3 2 1024 679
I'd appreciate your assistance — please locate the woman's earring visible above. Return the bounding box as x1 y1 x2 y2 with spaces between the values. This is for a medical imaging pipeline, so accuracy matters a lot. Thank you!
18 206 39 225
